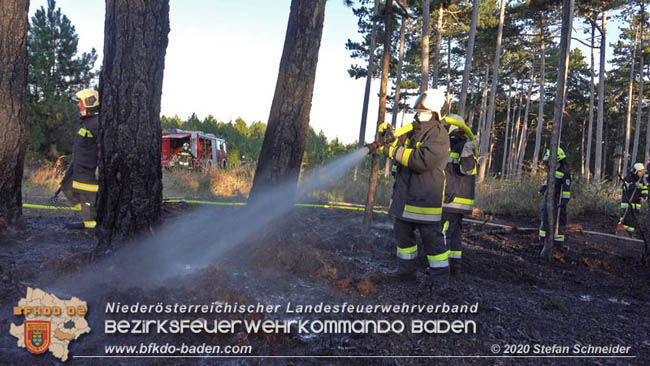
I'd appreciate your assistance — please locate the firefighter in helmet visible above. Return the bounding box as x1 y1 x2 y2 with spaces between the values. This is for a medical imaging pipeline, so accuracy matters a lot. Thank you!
442 122 478 276
538 147 571 247
369 88 451 289
59 89 100 230
177 142 195 169
618 163 648 237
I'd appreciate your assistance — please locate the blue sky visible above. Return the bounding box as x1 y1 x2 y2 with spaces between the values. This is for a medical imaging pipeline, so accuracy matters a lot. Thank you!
29 0 623 144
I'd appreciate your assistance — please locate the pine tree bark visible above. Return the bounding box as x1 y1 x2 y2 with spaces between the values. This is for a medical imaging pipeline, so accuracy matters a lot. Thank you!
623 26 639 174
432 2 444 88
96 0 170 245
0 0 29 229
250 0 327 200
594 10 607 184
357 0 379 149
585 23 596 181
542 0 573 259
421 0 430 92
516 68 535 176
386 13 407 178
364 0 393 231
458 0 480 118
501 87 512 177
478 0 506 182
532 14 546 169
632 4 645 165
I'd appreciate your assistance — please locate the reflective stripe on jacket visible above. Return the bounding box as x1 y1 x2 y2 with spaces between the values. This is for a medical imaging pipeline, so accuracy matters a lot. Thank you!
388 119 450 223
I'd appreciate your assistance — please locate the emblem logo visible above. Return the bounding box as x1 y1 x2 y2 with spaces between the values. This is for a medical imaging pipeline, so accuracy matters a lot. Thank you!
25 320 51 354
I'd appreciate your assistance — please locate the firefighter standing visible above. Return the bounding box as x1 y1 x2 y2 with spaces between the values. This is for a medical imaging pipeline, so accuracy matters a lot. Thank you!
618 163 648 237
442 123 478 275
177 142 195 169
371 88 451 287
59 89 100 230
538 148 571 246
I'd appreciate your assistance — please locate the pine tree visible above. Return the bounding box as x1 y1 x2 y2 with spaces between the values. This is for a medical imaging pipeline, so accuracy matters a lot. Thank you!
27 0 97 156
0 0 29 229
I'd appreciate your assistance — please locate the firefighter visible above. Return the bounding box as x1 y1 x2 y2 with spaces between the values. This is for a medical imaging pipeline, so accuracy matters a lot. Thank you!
618 163 648 237
538 148 571 247
442 123 479 276
59 89 100 230
177 142 195 169
370 88 451 287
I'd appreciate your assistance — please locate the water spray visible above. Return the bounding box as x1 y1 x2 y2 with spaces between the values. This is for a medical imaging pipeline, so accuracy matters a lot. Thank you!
48 148 371 296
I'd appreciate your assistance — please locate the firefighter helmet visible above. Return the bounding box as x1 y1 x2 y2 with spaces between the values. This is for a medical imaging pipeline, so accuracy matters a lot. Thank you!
413 88 446 117
448 124 459 134
633 163 645 173
183 142 190 149
543 147 566 162
74 89 99 117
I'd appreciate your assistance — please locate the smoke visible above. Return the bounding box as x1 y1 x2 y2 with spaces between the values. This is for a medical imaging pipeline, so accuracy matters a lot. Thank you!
48 148 370 295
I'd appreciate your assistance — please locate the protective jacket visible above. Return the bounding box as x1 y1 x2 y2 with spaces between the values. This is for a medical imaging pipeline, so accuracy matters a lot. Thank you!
62 115 99 186
177 147 195 167
540 164 571 206
621 172 648 210
443 133 477 215
388 119 450 223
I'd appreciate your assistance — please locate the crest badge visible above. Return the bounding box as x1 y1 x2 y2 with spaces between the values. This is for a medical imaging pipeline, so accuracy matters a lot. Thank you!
25 320 51 354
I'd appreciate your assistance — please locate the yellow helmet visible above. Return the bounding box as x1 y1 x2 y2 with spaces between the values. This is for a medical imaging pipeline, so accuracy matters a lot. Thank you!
75 89 99 109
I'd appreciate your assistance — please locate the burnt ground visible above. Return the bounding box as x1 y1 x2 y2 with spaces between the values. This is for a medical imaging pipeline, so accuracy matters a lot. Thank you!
1 203 649 366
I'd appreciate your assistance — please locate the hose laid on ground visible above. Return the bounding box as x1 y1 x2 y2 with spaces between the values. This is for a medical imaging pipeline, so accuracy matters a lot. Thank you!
22 199 643 244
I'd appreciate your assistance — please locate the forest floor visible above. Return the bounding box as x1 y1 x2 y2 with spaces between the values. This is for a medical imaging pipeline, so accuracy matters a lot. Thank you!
1 202 649 366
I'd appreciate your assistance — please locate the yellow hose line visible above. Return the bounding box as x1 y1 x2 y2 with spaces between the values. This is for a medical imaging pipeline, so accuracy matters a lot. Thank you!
162 199 389 215
22 203 81 211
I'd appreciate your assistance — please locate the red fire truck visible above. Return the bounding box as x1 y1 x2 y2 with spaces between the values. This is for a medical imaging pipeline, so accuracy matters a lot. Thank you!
161 129 228 169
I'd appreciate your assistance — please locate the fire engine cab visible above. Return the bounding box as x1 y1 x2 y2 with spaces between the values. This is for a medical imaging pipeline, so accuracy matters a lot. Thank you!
161 129 228 169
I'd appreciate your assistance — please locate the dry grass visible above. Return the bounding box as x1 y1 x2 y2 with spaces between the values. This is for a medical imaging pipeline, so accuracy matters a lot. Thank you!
476 171 620 219
24 159 66 192
22 159 622 221
162 166 254 200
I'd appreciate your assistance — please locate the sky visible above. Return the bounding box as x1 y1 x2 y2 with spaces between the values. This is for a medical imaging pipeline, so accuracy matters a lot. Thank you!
28 0 624 144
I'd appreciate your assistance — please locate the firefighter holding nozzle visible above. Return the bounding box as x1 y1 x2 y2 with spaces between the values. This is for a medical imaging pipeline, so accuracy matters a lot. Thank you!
367 88 452 290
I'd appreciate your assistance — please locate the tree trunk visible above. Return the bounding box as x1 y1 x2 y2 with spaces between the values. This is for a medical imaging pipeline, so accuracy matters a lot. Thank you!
385 13 407 178
364 0 393 231
594 10 607 184
421 0 430 92
623 26 640 174
542 0 573 259
501 87 512 177
96 0 169 245
477 65 490 138
585 22 595 181
632 4 645 165
458 0 480 118
0 0 29 229
354 0 379 181
581 119 585 175
432 2 443 88
478 0 506 182
516 68 535 176
645 63 650 163
510 91 523 177
250 0 326 200
613 117 624 182
532 14 546 169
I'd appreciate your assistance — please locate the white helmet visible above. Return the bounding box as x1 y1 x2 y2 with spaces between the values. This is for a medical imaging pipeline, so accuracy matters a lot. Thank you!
633 163 645 173
413 88 446 117
183 142 189 149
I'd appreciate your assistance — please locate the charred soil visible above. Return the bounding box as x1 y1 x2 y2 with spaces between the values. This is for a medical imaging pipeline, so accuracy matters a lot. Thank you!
1 204 649 365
